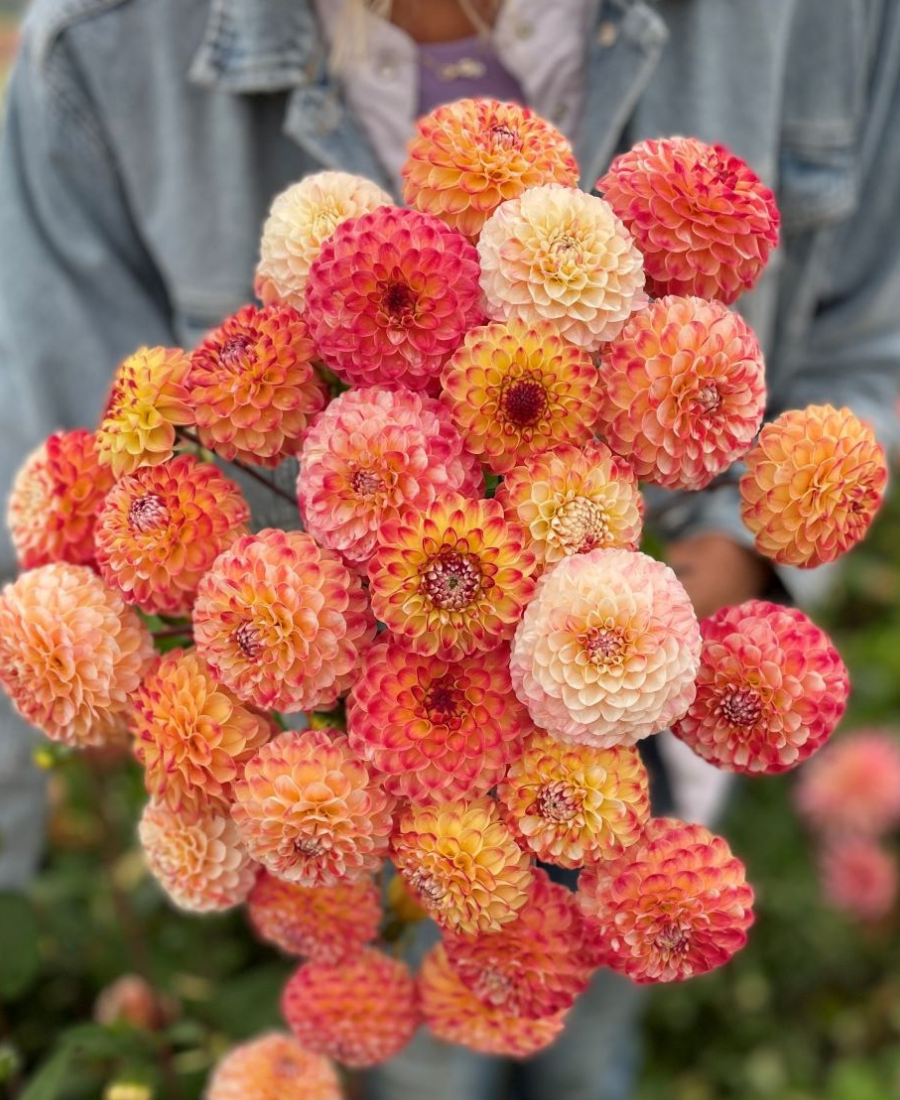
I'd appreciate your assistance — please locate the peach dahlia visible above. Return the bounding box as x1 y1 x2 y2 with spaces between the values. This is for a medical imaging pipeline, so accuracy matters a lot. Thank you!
207 1032 341 1100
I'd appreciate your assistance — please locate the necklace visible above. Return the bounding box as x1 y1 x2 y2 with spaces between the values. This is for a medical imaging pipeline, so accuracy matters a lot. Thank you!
418 37 489 82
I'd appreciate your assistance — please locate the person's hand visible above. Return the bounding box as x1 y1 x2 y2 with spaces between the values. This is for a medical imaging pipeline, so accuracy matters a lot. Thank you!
666 532 772 622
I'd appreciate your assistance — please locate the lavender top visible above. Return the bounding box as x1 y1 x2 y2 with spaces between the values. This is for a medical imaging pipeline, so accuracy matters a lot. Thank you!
416 34 525 118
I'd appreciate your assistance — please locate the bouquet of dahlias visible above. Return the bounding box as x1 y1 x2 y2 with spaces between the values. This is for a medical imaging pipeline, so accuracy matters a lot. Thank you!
0 99 889 1090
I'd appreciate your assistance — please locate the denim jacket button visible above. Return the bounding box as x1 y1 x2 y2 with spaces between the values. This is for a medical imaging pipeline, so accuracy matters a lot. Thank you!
514 20 535 40
597 21 618 47
376 54 399 80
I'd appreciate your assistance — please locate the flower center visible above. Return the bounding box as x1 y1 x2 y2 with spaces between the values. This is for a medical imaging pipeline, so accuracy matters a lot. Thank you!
502 379 549 428
551 497 611 554
696 383 722 413
234 622 263 660
382 280 416 320
584 625 627 666
128 494 169 533
489 124 521 151
294 835 324 858
718 688 763 727
472 968 514 1007
655 922 691 958
703 153 739 191
408 868 446 904
220 334 255 369
351 468 384 497
533 781 581 823
421 550 483 611
423 679 462 720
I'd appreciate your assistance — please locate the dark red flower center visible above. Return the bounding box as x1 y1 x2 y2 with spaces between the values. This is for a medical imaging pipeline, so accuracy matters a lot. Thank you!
718 688 763 727
351 469 385 497
220 333 255 369
424 679 462 720
502 379 549 428
128 494 169 533
533 781 581 823
234 622 263 659
655 921 691 958
421 550 483 611
382 280 417 320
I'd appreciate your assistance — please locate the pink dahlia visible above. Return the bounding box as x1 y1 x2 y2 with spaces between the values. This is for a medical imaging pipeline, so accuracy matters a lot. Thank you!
820 837 898 922
206 1032 341 1100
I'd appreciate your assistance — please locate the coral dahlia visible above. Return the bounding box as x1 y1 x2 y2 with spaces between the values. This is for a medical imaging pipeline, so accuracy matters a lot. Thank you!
820 837 898 922
207 1032 341 1100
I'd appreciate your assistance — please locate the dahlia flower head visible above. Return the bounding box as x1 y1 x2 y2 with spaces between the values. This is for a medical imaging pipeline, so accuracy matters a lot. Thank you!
7 430 115 570
578 818 755 983
510 548 701 748
206 1032 341 1100
598 136 780 304
231 729 395 887
820 837 899 923
193 528 374 713
305 205 483 391
281 948 419 1068
256 170 394 310
297 385 481 569
478 183 646 352
0 564 153 747
672 599 849 775
94 453 249 615
740 404 887 568
187 303 328 467
402 97 579 239
597 296 767 490
94 974 172 1032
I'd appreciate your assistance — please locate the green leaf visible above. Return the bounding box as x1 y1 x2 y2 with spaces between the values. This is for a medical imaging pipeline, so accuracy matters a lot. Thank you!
18 1047 73 1100
0 892 40 999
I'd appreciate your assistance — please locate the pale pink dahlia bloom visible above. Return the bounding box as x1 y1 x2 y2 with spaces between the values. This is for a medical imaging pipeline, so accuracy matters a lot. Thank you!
206 1032 341 1100
820 837 898 923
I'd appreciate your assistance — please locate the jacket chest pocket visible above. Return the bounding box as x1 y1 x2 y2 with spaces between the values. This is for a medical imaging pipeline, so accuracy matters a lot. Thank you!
171 291 252 351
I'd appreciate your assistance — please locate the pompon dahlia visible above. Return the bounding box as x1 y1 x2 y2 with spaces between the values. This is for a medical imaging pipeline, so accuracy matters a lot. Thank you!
187 304 327 467
8 430 115 569
297 386 481 568
94 454 249 615
820 837 898 923
282 949 418 1068
497 731 650 869
578 818 755 983
247 870 381 963
368 494 536 662
419 946 565 1058
401 98 579 240
478 184 645 351
671 599 849 775
139 798 256 913
391 798 533 936
510 549 700 748
193 529 374 713
597 136 779 304
496 441 643 569
97 347 193 478
305 206 483 391
256 171 393 310
597 297 767 490
439 319 603 475
740 404 887 568
231 730 394 887
347 638 530 804
0 564 153 747
207 1032 341 1100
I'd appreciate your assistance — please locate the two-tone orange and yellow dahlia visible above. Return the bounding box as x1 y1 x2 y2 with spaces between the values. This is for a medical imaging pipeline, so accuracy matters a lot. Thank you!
207 1032 341 1100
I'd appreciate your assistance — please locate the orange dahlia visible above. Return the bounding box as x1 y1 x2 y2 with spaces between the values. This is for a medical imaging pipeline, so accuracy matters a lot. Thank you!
391 797 533 936
368 494 536 662
597 136 779 304
497 731 650 869
0 564 153 747
281 949 418 1068
740 404 887 568
207 1032 341 1100
139 798 256 913
671 599 849 774
193 529 374 713
578 818 755 983
820 837 898 923
297 386 481 568
510 549 700 748
496 441 643 569
347 638 530 804
305 206 483 392
94 454 249 615
597 296 767 489
478 184 645 351
7 430 115 570
256 171 393 310
401 98 579 240
96 346 193 478
231 730 394 887
419 945 565 1057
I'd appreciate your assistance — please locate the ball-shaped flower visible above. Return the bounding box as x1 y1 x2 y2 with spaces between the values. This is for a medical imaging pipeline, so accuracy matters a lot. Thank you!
193 529 374 713
94 454 249 615
391 798 533 936
0 564 153 747
139 798 256 913
820 837 898 923
231 730 395 887
511 549 700 747
597 136 779 304
305 206 483 391
672 599 849 774
740 404 887 568
368 494 536 663
497 731 650 869
597 297 767 489
496 441 643 569
247 870 382 963
7 430 115 569
281 949 418 1068
207 1032 341 1100
256 171 393 310
578 818 755 983
795 731 900 837
478 184 645 351
297 386 481 568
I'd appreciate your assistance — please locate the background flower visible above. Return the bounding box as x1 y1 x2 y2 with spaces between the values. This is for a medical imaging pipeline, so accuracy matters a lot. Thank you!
206 1032 341 1100
819 838 898 923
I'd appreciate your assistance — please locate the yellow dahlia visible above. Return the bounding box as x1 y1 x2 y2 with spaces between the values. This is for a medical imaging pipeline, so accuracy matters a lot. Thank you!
207 1032 341 1100
368 494 536 662
497 731 650 869
401 98 579 240
478 184 645 351
740 404 887 567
